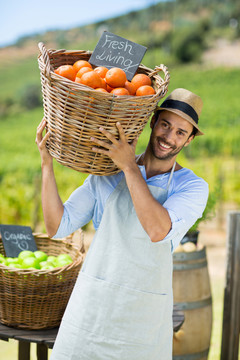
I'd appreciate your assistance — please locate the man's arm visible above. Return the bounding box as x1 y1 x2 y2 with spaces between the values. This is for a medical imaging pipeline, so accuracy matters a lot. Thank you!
35 119 64 238
123 164 171 242
91 122 171 242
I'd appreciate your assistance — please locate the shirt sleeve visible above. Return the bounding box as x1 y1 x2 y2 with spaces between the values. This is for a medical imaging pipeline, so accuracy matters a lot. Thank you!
53 175 96 239
162 176 209 252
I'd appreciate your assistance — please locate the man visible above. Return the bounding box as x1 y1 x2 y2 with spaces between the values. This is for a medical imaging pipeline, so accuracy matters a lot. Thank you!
36 88 208 360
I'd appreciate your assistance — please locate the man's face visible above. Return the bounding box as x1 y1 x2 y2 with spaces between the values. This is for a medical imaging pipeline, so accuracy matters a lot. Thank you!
149 110 195 160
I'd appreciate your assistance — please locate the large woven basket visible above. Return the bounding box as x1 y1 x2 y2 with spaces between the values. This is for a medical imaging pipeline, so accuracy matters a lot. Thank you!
0 233 84 329
38 42 170 175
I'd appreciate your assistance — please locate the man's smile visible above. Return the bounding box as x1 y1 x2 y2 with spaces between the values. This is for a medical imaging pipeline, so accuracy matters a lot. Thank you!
157 138 176 151
159 141 171 150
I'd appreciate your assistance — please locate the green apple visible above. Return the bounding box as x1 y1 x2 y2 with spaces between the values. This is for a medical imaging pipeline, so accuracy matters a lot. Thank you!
34 251 48 263
56 258 72 267
56 254 73 268
47 256 57 266
8 263 22 269
39 260 48 268
40 260 55 268
0 256 7 265
6 257 19 265
57 254 73 262
55 254 73 267
21 256 40 269
41 264 55 270
18 250 35 263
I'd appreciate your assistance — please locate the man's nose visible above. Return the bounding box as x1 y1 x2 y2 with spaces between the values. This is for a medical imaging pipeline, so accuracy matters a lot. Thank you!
164 129 175 143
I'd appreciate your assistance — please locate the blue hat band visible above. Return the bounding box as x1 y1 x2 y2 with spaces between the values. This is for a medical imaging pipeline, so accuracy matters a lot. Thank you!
160 99 199 124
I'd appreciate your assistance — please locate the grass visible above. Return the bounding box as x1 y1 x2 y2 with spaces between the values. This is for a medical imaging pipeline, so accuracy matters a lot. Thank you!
208 278 225 359
1 107 240 227
0 57 39 101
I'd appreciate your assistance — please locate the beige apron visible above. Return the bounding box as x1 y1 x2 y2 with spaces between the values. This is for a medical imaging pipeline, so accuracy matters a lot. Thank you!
51 164 175 360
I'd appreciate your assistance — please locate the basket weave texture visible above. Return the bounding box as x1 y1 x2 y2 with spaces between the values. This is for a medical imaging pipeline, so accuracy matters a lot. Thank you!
38 42 170 175
0 234 84 329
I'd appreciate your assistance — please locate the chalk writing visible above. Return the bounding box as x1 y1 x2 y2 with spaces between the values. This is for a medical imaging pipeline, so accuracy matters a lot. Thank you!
4 231 32 242
101 35 134 55
3 231 32 251
89 31 147 80
95 50 138 74
0 225 37 257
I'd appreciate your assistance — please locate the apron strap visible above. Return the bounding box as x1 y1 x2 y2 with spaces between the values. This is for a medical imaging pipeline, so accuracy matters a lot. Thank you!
166 162 176 190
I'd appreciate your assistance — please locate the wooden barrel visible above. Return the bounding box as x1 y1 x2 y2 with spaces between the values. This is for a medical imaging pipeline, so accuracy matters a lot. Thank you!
172 246 212 360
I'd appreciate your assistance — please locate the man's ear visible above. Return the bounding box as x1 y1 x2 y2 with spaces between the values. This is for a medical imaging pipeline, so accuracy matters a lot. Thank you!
184 134 195 147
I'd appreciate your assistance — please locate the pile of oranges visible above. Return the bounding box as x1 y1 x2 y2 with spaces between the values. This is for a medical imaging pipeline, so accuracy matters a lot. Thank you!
54 60 156 97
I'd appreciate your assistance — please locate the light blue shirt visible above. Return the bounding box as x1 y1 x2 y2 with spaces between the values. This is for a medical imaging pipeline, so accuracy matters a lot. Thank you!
54 165 209 252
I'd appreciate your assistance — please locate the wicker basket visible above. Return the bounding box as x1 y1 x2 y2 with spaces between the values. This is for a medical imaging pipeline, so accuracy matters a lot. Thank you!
38 42 170 175
0 233 84 329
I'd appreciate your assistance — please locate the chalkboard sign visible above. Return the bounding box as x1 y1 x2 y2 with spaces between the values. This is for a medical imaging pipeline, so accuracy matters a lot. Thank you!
0 225 37 257
89 31 147 80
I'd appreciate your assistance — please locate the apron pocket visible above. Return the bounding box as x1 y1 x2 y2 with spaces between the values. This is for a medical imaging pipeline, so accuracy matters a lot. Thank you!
66 271 168 346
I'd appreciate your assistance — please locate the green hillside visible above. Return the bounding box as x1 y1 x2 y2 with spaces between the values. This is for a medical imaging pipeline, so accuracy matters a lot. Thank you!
14 0 240 60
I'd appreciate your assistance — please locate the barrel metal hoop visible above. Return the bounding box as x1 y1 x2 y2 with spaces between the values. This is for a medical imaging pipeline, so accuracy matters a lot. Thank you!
173 260 207 271
173 348 209 360
173 247 206 261
174 297 212 311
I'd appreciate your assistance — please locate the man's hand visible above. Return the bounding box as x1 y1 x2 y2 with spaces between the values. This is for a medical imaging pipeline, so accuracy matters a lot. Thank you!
91 122 138 172
35 118 52 167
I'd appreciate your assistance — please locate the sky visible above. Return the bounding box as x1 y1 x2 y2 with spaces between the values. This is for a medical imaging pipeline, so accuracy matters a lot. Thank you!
0 0 159 47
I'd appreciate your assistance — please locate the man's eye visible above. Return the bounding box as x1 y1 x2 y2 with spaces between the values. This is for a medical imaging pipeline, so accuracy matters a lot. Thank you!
161 122 168 128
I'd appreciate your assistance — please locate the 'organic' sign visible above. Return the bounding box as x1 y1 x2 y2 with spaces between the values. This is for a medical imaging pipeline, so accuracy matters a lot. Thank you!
89 31 147 80
0 225 37 257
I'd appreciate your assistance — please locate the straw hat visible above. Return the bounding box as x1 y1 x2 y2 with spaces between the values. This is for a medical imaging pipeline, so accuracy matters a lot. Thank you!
156 88 204 136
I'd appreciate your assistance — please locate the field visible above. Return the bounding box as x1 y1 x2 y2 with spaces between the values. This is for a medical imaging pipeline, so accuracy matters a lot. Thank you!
0 58 240 228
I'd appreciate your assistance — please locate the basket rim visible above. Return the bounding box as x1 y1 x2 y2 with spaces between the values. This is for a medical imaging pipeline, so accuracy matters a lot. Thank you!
38 42 170 97
0 235 84 275
0 255 83 275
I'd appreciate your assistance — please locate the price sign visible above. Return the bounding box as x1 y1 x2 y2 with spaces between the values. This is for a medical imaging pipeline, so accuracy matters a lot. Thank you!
0 225 37 257
89 31 147 80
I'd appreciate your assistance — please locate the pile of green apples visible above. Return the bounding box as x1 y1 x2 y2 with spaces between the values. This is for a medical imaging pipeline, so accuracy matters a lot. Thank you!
0 250 73 270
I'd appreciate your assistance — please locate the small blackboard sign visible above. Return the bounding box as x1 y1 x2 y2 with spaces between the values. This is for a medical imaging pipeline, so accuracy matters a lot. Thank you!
0 225 37 257
89 31 147 80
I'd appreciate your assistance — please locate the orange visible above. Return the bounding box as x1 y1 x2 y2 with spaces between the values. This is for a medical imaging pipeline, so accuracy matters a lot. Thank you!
100 78 107 90
73 60 92 72
80 71 103 89
94 66 109 78
124 80 137 95
131 73 152 90
111 87 130 96
95 88 108 93
136 85 155 96
54 65 76 81
105 68 127 88
75 77 83 84
75 66 93 79
106 84 114 93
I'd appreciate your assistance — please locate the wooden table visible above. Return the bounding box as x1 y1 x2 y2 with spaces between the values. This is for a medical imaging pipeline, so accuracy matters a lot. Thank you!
0 306 184 360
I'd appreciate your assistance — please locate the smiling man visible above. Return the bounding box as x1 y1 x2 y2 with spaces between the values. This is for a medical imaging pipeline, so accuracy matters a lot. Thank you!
36 87 208 360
